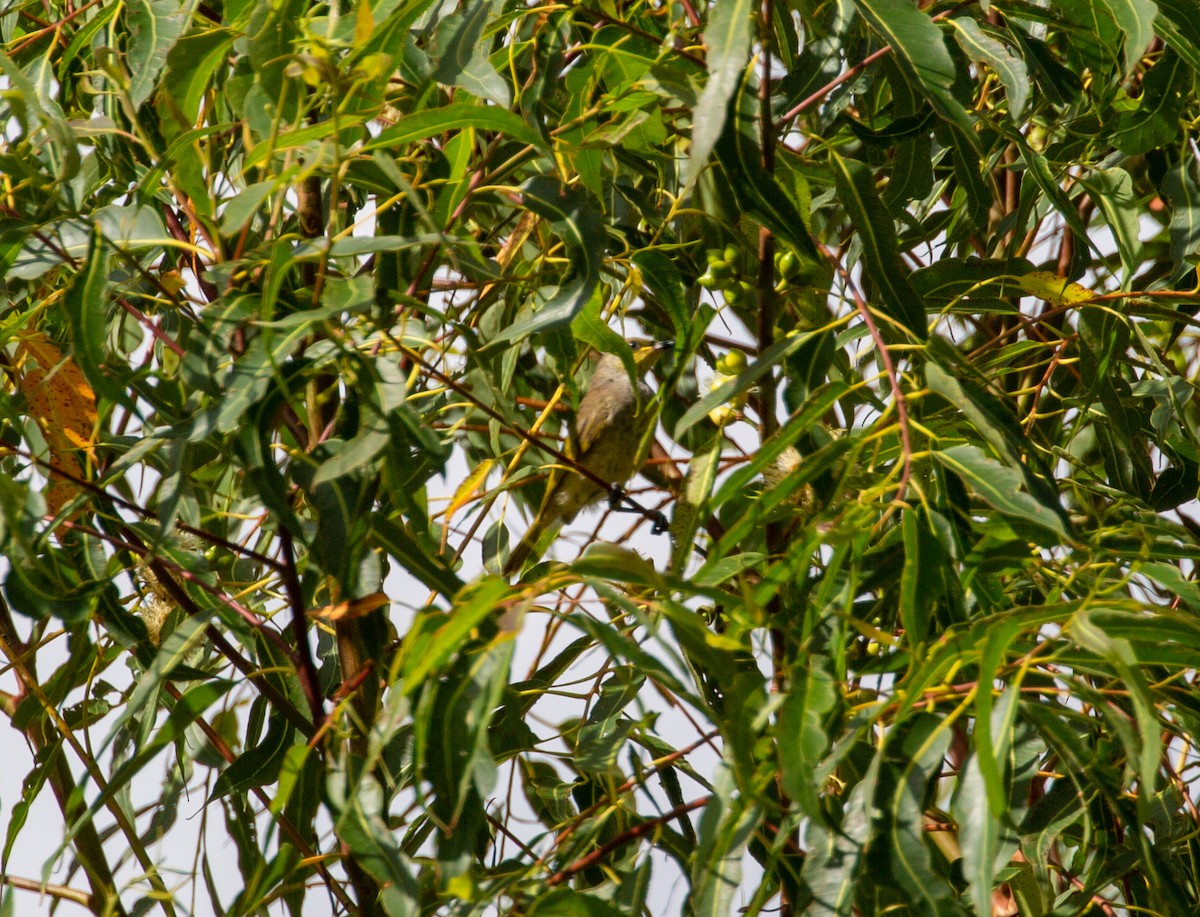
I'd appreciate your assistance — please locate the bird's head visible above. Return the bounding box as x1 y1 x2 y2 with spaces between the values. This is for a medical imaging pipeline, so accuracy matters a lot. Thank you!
630 339 674 374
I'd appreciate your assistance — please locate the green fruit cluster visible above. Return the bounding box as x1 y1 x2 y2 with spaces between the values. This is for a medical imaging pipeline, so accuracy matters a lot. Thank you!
698 245 819 302
698 244 754 304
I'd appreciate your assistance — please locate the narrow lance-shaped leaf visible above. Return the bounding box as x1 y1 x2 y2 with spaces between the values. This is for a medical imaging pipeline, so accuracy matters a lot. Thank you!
429 0 510 106
951 18 1028 119
713 84 820 261
686 0 754 186
1097 0 1159 75
63 230 135 409
486 176 605 345
953 686 1024 917
853 0 976 143
126 0 190 109
688 763 759 917
887 716 959 915
1078 167 1142 280
932 444 1068 539
830 153 927 339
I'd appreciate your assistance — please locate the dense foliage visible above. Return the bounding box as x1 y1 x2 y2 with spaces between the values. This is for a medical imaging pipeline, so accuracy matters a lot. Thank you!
3 0 1200 914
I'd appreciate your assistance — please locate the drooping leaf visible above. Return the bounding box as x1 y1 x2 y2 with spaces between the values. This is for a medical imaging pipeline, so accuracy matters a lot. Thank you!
829 153 927 339
852 0 976 143
932 444 1069 540
686 0 754 186
951 18 1029 119
428 0 510 106
125 0 191 109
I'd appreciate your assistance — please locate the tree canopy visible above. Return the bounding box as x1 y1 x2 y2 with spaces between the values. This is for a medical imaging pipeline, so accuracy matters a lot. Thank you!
3 0 1200 914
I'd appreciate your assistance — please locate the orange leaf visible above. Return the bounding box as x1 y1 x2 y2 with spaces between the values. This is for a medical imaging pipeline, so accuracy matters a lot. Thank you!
310 591 391 622
15 332 99 514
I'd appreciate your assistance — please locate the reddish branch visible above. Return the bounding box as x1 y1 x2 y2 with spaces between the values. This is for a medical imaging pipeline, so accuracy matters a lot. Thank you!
544 797 709 887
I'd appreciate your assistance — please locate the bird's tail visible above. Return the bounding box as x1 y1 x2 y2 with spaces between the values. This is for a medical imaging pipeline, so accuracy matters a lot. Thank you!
503 528 539 577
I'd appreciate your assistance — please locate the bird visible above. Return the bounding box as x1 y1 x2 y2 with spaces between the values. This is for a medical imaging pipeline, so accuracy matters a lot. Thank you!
504 340 673 576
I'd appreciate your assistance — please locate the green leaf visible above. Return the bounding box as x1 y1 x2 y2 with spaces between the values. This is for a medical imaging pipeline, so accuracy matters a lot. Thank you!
910 256 1033 311
1156 0 1200 72
312 359 408 486
62 228 134 409
675 329 827 436
686 0 753 185
241 118 368 171
1071 610 1163 801
932 444 1068 539
778 658 837 815
125 0 191 108
210 713 293 799
950 18 1029 119
925 343 1067 521
95 204 173 250
371 517 465 601
972 621 1024 819
631 248 693 337
362 102 548 154
952 687 1023 917
829 153 927 339
713 86 820 261
802 747 880 915
1008 25 1083 107
1161 154 1200 281
669 426 721 575
412 641 509 874
1015 140 1097 249
852 0 975 143
527 889 626 917
1096 0 1159 74
900 509 941 645
429 0 510 107
162 27 237 125
688 764 758 917
50 663 232 874
329 770 419 917
886 716 960 916
1111 49 1186 155
1078 167 1142 279
395 579 505 693
576 666 643 775
486 176 604 345
708 384 847 509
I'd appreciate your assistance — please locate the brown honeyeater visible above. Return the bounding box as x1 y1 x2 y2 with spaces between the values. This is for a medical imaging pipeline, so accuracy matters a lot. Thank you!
504 341 672 576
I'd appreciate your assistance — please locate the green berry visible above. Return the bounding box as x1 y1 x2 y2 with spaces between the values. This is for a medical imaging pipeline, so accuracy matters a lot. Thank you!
707 260 732 281
778 251 800 280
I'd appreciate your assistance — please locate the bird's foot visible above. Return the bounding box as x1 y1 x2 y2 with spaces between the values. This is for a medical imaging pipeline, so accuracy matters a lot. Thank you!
607 485 669 535
606 485 629 512
650 511 669 535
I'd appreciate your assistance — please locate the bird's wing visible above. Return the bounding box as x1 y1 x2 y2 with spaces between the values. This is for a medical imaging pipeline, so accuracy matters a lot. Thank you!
572 401 608 458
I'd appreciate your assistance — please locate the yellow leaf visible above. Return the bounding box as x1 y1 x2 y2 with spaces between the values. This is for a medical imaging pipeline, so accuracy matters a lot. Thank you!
15 332 99 515
160 269 187 296
1016 271 1095 306
446 459 494 523
355 0 374 46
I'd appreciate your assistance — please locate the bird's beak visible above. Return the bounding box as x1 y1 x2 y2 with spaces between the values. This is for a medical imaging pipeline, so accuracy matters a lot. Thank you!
631 339 673 373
